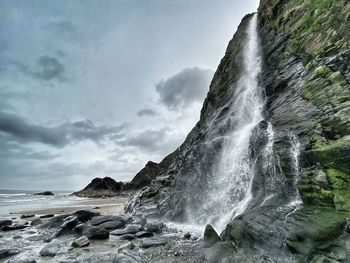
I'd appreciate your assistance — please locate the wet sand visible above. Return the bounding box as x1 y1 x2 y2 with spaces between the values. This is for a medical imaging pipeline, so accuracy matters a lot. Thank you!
17 197 129 216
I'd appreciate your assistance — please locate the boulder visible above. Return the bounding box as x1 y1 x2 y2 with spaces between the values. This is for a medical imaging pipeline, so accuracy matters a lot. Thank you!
82 225 109 240
140 237 167 248
117 241 136 253
110 224 141 236
115 214 133 225
135 231 153 238
21 214 35 219
1 220 29 231
143 222 165 233
50 216 78 239
183 232 191 240
203 224 221 247
0 219 12 228
120 234 136 240
71 236 90 248
113 250 148 263
90 215 121 226
99 220 124 230
40 214 54 218
72 209 100 222
41 214 68 229
40 239 64 257
0 248 20 260
31 218 42 226
7 259 37 263
34 191 54 196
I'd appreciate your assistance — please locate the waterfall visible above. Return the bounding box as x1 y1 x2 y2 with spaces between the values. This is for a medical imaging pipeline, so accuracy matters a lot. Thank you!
186 14 264 232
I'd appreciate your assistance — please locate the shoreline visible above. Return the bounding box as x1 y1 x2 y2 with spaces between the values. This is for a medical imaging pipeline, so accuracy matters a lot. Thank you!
15 197 129 217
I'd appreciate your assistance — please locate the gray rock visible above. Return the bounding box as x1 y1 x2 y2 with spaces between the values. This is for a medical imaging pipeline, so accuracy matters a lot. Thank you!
50 216 79 239
143 222 165 233
117 241 136 253
98 220 124 230
39 239 63 257
1 221 29 231
31 218 42 226
114 214 133 225
0 248 20 260
41 214 69 229
73 209 100 222
120 234 136 240
34 191 54 196
110 224 141 236
7 259 37 263
0 219 12 228
40 214 54 218
71 236 90 248
183 232 191 240
113 250 148 263
90 215 121 226
20 214 35 219
140 237 167 248
134 231 153 238
203 224 221 247
82 225 109 240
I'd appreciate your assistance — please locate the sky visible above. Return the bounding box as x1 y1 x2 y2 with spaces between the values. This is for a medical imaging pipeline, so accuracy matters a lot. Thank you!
0 0 259 190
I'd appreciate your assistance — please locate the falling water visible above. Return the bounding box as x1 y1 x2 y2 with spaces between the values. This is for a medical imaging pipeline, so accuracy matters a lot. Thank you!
288 132 303 206
186 14 264 232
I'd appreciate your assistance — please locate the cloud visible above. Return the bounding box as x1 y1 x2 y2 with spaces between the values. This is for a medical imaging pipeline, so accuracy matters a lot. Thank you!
6 55 66 81
32 55 65 81
47 20 77 40
137 108 158 117
156 67 213 111
0 111 126 147
116 128 179 153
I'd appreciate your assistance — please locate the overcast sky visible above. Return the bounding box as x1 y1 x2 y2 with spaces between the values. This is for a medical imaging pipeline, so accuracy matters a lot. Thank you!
0 0 259 190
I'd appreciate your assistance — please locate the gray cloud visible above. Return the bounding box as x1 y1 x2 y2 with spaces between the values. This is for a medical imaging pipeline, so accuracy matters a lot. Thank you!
156 67 213 111
116 128 178 153
48 20 77 40
6 55 65 81
0 111 126 147
137 108 158 117
33 55 65 81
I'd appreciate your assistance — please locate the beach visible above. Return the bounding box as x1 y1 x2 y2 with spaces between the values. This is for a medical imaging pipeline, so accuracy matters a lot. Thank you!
0 190 128 219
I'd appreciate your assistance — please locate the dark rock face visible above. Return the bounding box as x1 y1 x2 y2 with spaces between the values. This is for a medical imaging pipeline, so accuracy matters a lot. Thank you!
131 151 178 189
125 0 350 262
72 177 131 197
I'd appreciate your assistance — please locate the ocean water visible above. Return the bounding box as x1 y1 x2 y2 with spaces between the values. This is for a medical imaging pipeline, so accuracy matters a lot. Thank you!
0 189 84 216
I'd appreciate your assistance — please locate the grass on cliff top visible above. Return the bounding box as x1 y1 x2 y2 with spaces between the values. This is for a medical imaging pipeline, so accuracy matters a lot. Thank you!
269 0 350 63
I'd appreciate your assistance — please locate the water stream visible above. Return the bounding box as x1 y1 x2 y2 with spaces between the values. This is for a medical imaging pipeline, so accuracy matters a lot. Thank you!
185 14 264 232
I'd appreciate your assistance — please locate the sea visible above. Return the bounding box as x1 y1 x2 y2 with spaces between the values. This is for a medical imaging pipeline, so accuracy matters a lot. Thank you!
0 189 84 216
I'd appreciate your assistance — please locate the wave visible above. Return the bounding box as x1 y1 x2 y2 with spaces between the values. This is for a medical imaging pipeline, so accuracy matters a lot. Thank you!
0 193 27 197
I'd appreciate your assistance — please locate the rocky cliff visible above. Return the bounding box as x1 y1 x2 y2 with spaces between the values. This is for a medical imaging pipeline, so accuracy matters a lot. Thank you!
126 0 350 262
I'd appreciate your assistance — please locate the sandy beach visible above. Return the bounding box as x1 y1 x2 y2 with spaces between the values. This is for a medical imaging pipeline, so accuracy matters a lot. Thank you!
16 197 129 217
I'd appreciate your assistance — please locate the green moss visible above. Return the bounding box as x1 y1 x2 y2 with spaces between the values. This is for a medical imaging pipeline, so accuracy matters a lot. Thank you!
315 65 331 78
326 168 349 189
287 205 349 261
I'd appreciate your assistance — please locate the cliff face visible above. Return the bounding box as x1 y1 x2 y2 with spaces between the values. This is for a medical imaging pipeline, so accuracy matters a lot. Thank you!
126 0 350 261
